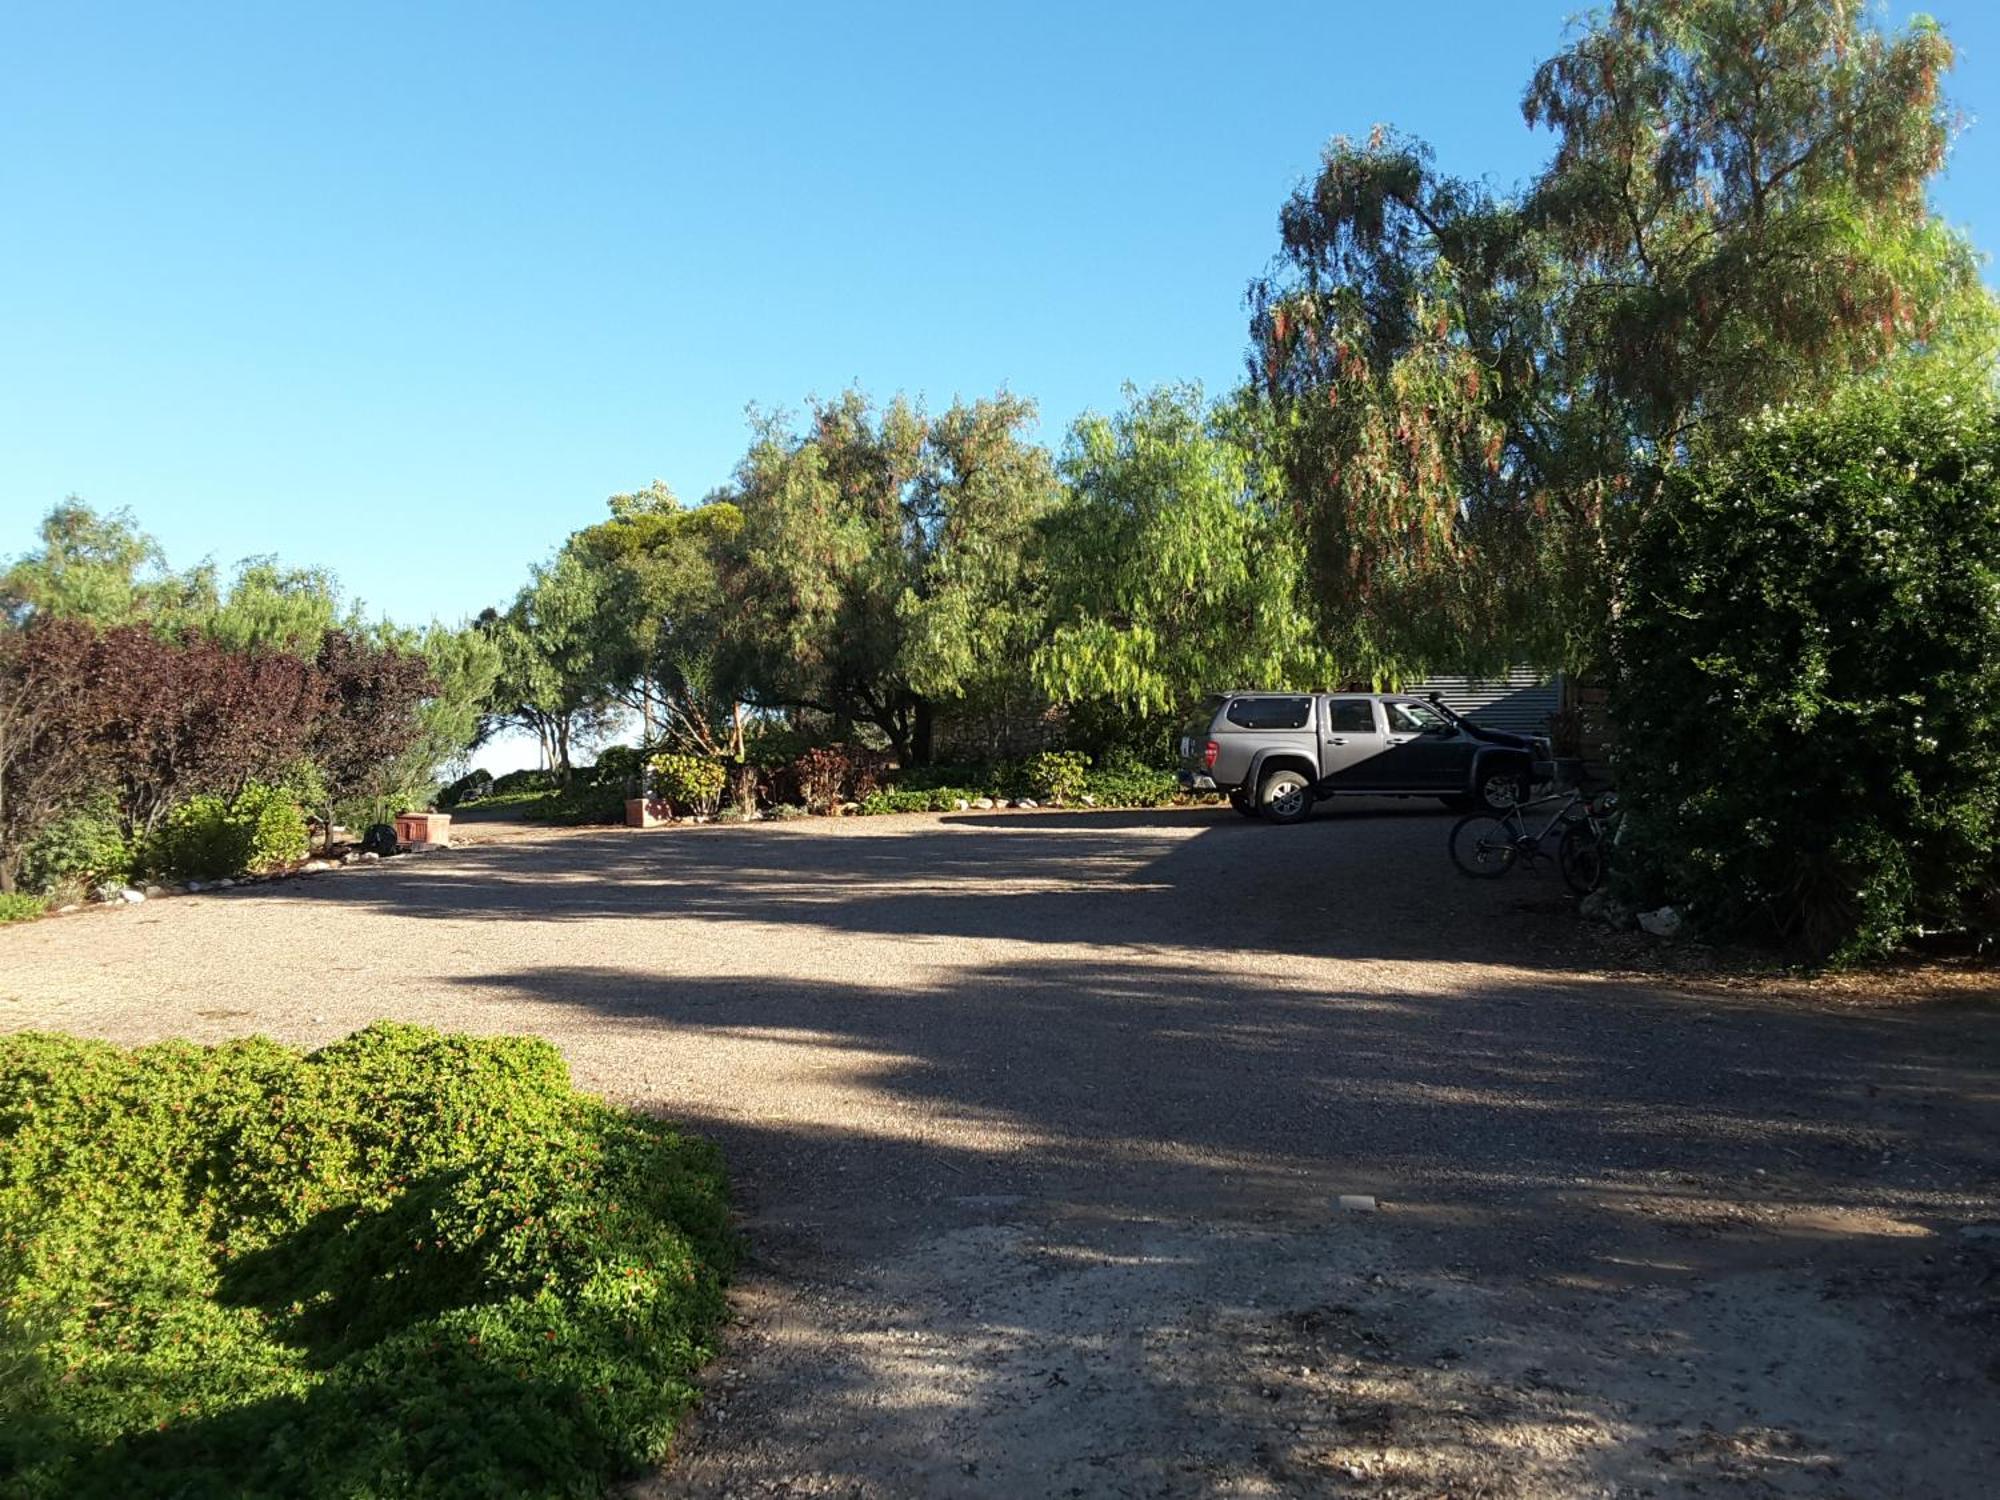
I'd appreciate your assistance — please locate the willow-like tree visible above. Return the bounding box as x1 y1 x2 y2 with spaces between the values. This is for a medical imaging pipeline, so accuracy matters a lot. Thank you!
1035 386 1334 718
1251 0 1992 678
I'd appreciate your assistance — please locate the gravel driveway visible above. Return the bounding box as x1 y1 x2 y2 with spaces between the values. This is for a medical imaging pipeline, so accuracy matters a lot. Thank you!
5 803 1998 1497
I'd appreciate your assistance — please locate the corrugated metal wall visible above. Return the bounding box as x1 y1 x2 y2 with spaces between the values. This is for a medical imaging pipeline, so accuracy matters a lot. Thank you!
1401 668 1561 735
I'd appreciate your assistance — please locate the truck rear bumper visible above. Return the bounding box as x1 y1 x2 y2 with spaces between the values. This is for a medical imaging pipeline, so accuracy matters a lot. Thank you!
1177 770 1218 792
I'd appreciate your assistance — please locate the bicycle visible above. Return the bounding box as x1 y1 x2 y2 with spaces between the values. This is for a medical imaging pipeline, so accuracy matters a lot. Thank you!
1448 785 1616 888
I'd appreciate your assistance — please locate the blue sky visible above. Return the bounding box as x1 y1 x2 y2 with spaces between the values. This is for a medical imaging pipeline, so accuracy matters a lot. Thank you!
5 1 1997 630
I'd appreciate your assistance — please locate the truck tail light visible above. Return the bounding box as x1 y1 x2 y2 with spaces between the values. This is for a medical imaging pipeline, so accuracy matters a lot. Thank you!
1203 740 1219 769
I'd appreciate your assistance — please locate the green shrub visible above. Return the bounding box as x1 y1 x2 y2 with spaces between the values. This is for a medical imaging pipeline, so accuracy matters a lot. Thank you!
648 753 727 816
1081 762 1179 807
489 768 560 796
1028 750 1088 805
1615 376 2000 964
0 892 47 923
148 784 310 881
0 1023 733 1499
19 794 132 896
584 745 646 791
436 768 494 808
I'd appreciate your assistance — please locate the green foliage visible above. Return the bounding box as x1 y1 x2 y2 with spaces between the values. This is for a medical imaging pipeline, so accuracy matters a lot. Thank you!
1081 757 1179 809
436 768 495 808
1027 751 1088 805
19 793 132 896
147 784 310 881
1615 375 2000 964
0 892 46 922
1036 386 1334 716
1252 2 1995 678
722 390 1058 761
490 768 561 796
647 753 726 816
0 1023 733 1499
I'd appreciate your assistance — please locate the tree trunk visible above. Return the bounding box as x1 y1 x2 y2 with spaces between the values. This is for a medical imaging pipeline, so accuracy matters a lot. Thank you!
912 699 935 766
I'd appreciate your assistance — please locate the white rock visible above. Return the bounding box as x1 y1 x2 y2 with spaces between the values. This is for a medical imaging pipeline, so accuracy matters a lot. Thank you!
1338 1194 1379 1213
143 884 165 898
1017 798 1038 809
56 903 79 914
341 852 359 864
1637 906 1685 938
185 880 208 894
360 851 381 862
217 878 236 888
119 887 146 903
1081 794 1097 806
953 799 970 811
973 798 996 810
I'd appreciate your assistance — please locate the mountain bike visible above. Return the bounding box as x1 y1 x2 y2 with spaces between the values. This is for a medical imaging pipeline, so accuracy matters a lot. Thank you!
1448 786 1616 889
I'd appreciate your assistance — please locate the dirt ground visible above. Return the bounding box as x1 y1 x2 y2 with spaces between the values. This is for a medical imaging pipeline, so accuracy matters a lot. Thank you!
4 802 1998 1498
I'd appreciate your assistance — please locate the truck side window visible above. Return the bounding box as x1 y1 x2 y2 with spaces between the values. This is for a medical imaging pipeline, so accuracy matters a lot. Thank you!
1225 696 1311 730
1326 700 1376 734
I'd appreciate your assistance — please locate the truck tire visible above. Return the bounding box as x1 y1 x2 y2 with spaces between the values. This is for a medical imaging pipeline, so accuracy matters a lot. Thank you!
1474 765 1531 814
1258 767 1314 825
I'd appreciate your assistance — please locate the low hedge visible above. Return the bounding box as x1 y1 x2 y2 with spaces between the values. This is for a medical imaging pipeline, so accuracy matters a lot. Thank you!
0 1023 733 1499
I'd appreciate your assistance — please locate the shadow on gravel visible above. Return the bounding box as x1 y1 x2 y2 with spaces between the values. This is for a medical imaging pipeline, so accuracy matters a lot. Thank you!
267 804 1587 968
233 807 2000 1493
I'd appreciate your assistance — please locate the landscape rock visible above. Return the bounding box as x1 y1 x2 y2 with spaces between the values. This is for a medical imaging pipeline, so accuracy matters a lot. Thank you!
973 798 996 810
953 799 970 811
118 887 146 904
185 880 208 894
1337 1194 1379 1213
216 878 236 888
359 852 381 862
1017 798 1038 810
143 885 165 898
1081 794 1097 806
55 904 78 915
1580 888 1637 931
92 883 122 903
1637 905 1686 938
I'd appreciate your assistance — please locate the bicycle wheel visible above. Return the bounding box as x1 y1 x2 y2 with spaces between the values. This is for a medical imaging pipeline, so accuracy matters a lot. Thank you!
1449 814 1519 878
1558 820 1606 894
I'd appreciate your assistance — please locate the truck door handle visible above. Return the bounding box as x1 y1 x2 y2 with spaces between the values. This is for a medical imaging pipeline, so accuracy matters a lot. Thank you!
1386 736 1410 745
1329 736 1347 745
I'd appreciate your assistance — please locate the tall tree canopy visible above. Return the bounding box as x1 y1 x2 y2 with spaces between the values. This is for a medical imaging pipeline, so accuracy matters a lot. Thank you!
1035 386 1334 716
719 390 1058 762
1251 0 1993 678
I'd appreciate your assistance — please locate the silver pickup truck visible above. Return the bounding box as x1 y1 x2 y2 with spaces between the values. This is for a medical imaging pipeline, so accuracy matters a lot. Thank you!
1177 691 1548 823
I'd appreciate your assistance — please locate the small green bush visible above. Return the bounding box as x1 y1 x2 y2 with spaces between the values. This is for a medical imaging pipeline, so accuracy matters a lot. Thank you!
1616 375 2000 964
584 745 646 791
1081 763 1179 807
0 1023 733 1499
489 768 560 796
0 892 47 923
648 753 727 816
19 794 132 895
147 784 310 881
1028 750 1088 805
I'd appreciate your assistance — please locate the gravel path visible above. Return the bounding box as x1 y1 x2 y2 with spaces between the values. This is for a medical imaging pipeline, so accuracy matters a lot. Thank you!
5 802 1999 1498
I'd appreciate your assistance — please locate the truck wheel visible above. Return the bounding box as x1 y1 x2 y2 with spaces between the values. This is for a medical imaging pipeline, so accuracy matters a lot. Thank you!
1475 767 1530 814
1228 789 1259 819
1259 768 1314 825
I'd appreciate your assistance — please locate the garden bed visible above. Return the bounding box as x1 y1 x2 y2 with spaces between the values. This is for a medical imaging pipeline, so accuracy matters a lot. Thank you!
0 1023 733 1498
